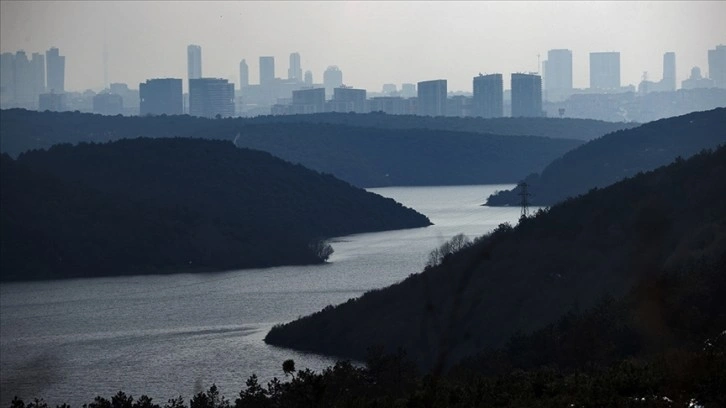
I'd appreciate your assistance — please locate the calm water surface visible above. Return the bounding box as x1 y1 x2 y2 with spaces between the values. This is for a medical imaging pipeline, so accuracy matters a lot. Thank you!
0 185 521 406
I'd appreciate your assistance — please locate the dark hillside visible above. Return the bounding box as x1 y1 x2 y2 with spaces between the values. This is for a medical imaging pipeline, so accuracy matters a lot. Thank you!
265 146 726 371
233 124 581 187
487 107 726 206
2 138 430 281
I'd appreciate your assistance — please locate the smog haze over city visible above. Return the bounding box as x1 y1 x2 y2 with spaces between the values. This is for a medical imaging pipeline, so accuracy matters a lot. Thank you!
1 0 725 92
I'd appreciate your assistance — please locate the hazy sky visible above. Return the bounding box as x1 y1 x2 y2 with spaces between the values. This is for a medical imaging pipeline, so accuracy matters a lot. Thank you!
2 1 725 93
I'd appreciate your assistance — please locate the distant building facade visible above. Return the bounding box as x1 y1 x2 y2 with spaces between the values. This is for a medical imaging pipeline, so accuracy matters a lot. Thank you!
140 78 183 116
39 91 66 111
472 73 503 118
292 87 325 114
511 73 542 117
259 56 275 85
662 52 676 92
544 49 573 101
45 47 65 93
323 66 343 97
590 52 621 90
708 44 726 88
187 45 202 80
288 52 302 81
332 87 366 113
189 78 235 118
681 67 714 90
93 92 123 115
239 59 249 88
417 79 447 116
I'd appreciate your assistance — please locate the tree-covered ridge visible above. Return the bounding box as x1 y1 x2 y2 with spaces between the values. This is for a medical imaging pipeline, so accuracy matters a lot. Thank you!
232 124 582 187
487 107 726 206
265 145 726 372
0 109 633 158
2 138 430 281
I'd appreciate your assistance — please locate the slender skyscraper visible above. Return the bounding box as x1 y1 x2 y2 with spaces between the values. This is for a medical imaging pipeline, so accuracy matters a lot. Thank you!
662 52 676 92
30 53 45 99
239 59 249 88
323 66 343 97
259 56 275 85
187 45 202 80
45 47 65 93
304 70 313 86
544 49 572 101
709 44 726 88
288 52 302 81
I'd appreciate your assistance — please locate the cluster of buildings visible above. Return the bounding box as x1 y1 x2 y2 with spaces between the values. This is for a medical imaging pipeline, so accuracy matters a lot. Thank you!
1 44 725 123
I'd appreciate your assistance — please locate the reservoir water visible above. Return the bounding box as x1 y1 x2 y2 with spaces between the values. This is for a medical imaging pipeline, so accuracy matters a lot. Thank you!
0 184 522 406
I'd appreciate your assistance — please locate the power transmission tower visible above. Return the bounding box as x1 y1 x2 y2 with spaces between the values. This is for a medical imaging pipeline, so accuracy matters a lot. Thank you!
518 182 530 219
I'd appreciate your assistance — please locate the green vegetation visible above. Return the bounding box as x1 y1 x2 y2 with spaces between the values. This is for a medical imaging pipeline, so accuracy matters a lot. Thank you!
487 107 726 206
1 138 430 281
265 145 726 375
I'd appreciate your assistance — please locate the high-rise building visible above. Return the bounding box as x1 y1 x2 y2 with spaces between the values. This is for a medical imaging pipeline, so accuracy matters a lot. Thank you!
323 66 343 97
13 51 34 107
187 45 202 80
93 92 124 115
45 47 65 93
288 52 302 81
332 87 366 113
662 52 676 92
189 78 235 118
0 52 15 105
292 87 325 114
400 83 416 98
511 73 542 117
304 70 313 86
417 79 447 117
590 52 620 90
472 73 503 118
140 78 183 116
30 53 46 99
239 59 249 88
259 56 275 85
544 49 572 101
708 44 726 88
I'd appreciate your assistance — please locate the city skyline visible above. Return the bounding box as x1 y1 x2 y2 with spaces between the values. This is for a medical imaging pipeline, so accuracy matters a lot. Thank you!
1 1 725 93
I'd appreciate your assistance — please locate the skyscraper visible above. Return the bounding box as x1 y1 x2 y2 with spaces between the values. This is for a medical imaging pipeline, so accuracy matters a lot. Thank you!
544 49 572 101
31 53 46 98
13 51 34 107
511 73 542 117
708 44 726 88
292 88 325 114
0 53 15 105
472 73 503 118
187 45 202 80
417 79 447 117
259 56 275 85
288 52 302 81
239 59 249 88
662 52 676 92
590 52 620 90
45 47 65 93
189 78 235 118
140 78 183 116
304 70 313 86
323 66 343 97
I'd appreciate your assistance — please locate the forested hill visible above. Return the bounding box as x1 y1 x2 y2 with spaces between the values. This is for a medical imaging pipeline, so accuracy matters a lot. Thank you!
1 138 430 281
240 112 638 141
0 109 633 158
265 145 726 370
233 124 581 187
487 107 726 206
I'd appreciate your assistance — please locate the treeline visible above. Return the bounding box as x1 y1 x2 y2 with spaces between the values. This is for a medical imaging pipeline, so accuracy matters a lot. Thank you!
1 138 430 281
487 107 726 206
265 145 726 372
232 123 581 187
0 109 633 158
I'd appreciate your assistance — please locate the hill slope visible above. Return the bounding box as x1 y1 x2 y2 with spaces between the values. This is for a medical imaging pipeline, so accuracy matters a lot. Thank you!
233 124 582 187
265 146 726 370
487 108 726 206
2 138 430 281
